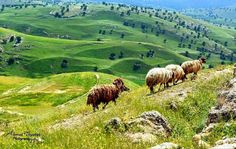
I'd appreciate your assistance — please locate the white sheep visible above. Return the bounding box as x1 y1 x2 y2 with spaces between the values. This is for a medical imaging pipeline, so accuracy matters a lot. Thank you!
166 64 185 85
146 68 174 93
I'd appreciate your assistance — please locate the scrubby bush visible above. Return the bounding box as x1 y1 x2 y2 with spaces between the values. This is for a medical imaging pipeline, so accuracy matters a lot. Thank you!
109 53 116 60
61 59 68 68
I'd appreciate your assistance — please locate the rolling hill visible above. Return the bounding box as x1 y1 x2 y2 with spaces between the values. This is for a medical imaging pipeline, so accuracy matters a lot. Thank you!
0 2 236 148
0 3 235 85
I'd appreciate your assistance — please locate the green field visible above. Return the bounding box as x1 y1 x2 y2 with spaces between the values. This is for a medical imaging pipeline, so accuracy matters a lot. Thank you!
0 4 236 85
0 65 234 148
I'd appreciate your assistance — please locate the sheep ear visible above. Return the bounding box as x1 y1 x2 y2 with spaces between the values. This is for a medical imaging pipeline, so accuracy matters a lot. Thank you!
113 80 118 85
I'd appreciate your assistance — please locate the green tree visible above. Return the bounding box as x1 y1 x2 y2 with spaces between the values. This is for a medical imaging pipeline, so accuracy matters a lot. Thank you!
163 39 167 43
224 41 228 47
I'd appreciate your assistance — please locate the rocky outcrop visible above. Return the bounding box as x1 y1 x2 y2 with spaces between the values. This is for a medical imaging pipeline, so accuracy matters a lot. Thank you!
126 111 172 137
207 78 236 124
193 75 236 148
211 138 236 149
215 138 236 145
211 144 236 149
151 142 180 149
105 111 171 143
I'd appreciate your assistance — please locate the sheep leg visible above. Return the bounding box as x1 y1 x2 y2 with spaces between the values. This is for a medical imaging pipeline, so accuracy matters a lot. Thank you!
102 102 108 109
182 74 187 81
150 86 154 94
191 73 198 80
93 104 97 112
174 79 177 85
113 100 117 105
166 83 170 88
158 84 162 91
93 107 96 112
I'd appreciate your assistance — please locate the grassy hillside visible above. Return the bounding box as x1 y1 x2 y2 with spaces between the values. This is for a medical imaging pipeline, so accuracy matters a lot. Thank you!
182 6 236 28
0 3 235 85
0 27 189 84
0 66 234 148
0 2 236 148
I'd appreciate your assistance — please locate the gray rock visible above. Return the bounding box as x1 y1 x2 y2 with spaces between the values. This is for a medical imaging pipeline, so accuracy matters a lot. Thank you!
211 144 236 149
105 111 171 142
127 111 172 137
140 111 171 133
207 77 236 124
151 142 180 149
215 138 236 145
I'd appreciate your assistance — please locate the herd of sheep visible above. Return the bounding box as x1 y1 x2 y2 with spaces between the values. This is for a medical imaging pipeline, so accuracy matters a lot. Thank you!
87 57 206 111
146 57 206 93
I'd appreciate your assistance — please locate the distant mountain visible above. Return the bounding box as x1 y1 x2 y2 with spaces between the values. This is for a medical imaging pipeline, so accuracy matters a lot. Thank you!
182 6 236 28
76 0 236 9
2 0 236 9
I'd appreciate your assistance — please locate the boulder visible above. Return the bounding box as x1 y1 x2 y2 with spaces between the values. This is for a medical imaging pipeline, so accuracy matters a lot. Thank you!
211 144 236 149
151 142 180 149
215 138 236 146
105 111 172 143
127 111 172 137
194 77 236 149
207 77 236 124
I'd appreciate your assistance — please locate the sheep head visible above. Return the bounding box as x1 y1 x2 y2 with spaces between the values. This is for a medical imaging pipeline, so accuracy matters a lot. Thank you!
113 78 130 92
199 57 206 64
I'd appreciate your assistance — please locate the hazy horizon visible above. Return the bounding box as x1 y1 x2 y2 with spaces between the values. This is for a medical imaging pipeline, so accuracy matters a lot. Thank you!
79 0 236 9
1 0 236 9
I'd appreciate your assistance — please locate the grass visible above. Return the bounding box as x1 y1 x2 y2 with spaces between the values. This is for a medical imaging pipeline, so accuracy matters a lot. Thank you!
0 3 235 85
0 3 235 148
0 66 234 148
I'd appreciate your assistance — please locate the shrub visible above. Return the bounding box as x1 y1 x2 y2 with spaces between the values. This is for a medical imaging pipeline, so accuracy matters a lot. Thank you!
109 53 116 60
61 59 68 68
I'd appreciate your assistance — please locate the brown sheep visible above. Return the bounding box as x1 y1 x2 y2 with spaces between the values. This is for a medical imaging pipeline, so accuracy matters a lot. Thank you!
165 64 185 85
87 78 129 112
146 68 174 93
181 57 206 80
